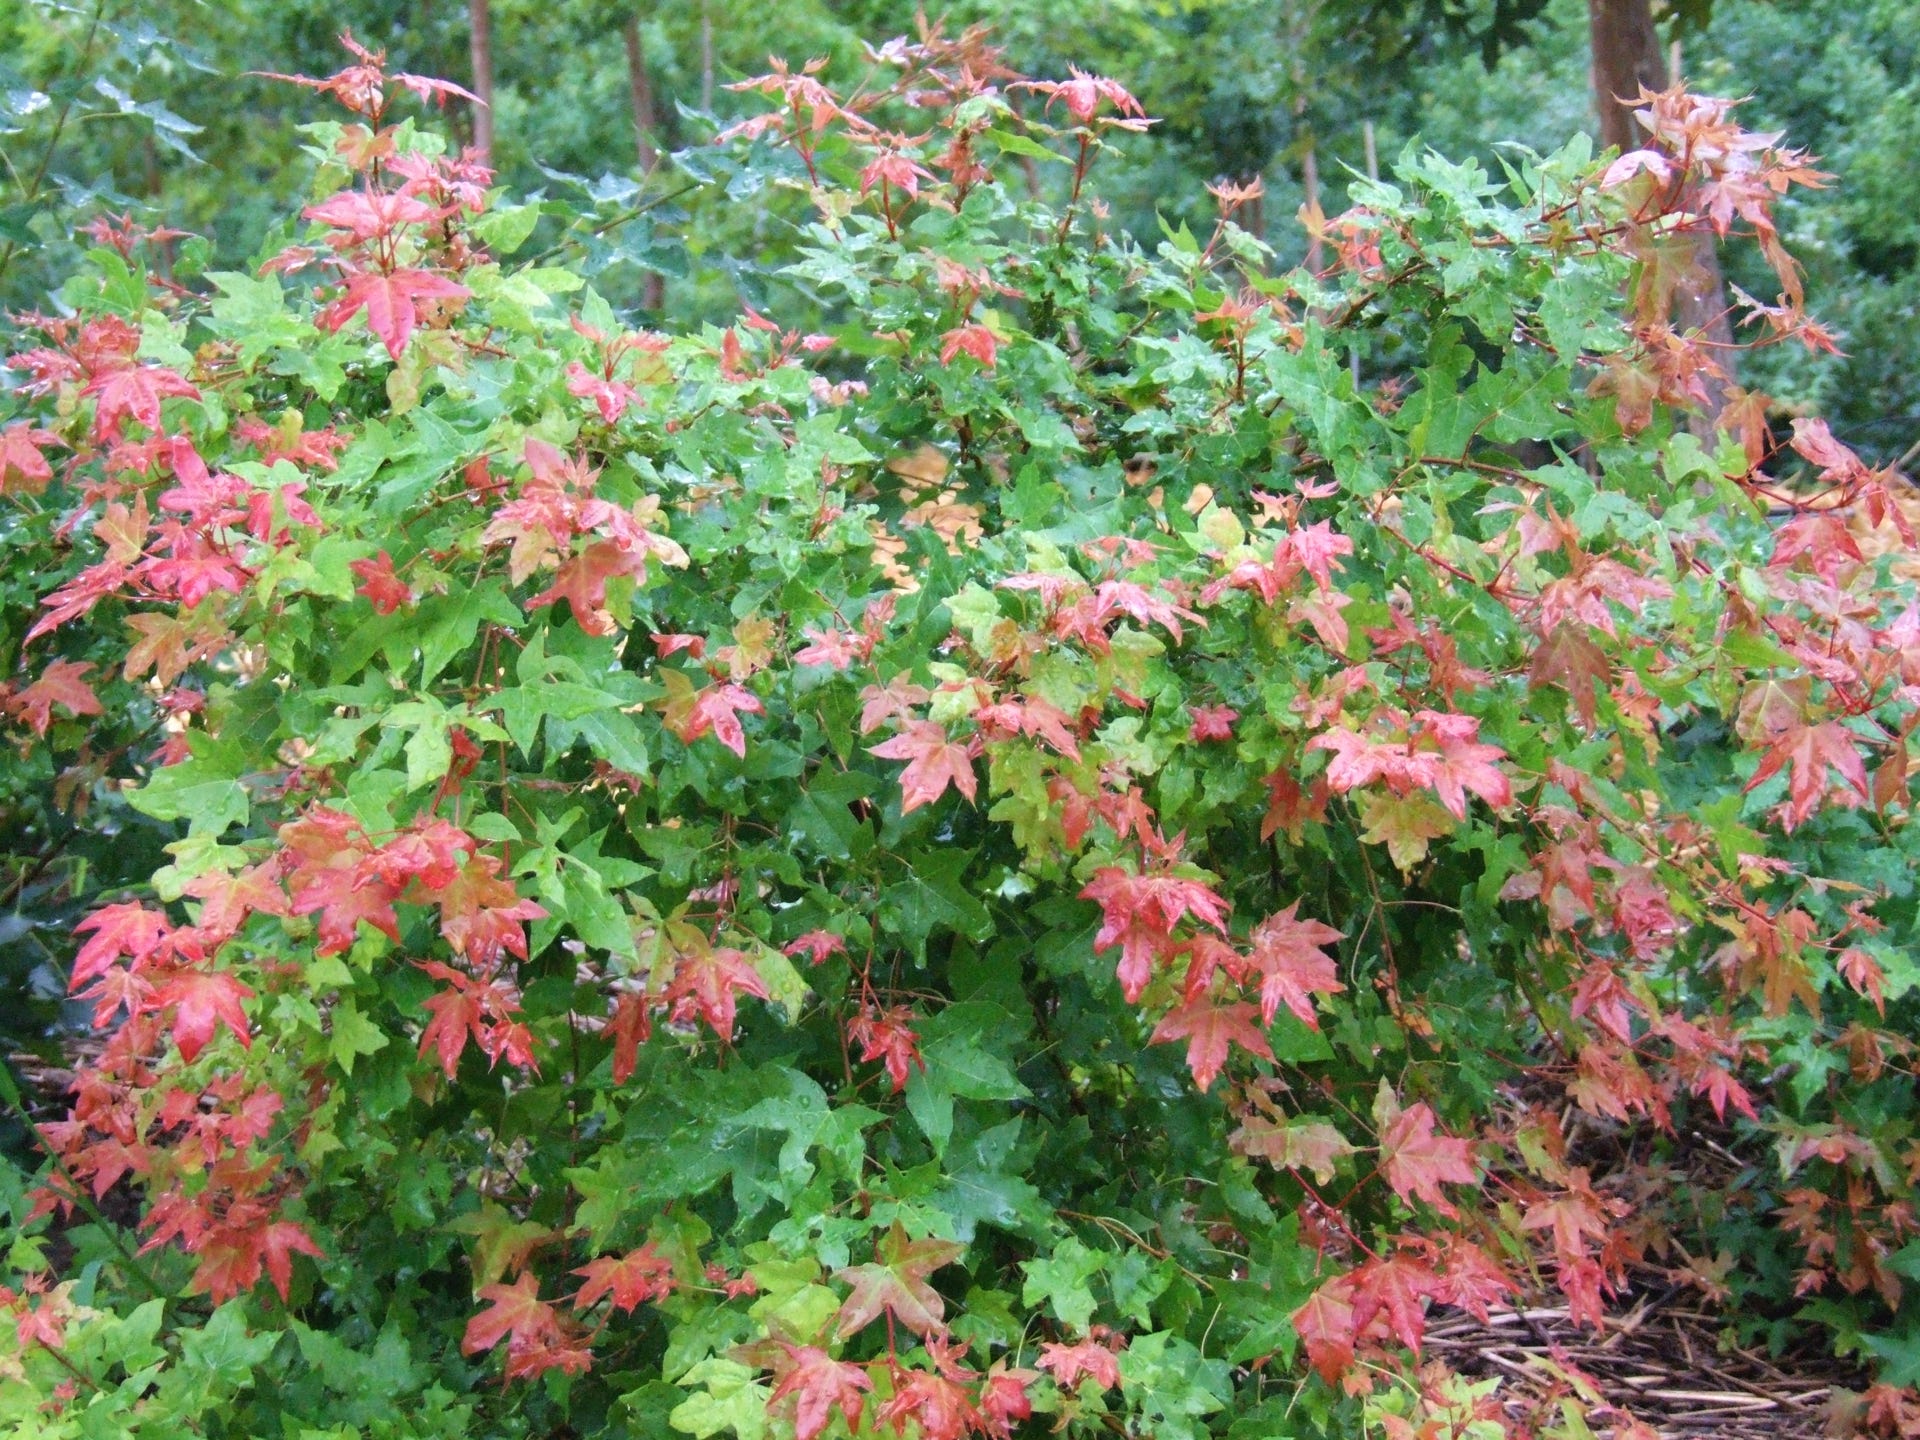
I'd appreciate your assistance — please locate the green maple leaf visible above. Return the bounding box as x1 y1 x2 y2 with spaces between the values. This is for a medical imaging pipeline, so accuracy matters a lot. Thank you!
1356 790 1457 872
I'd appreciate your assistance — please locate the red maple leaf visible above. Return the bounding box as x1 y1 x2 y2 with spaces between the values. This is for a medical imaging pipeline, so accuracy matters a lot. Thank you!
572 1242 674 1313
768 1343 874 1440
138 531 251 607
290 864 402 955
1310 724 1442 798
433 854 547 964
1788 416 1866 478
848 1004 925 1092
1260 769 1329 844
9 660 103 738
82 364 200 440
672 681 765 758
156 467 249 527
566 362 640 425
1435 1236 1513 1323
1187 704 1238 742
1291 1276 1357 1385
416 960 536 1078
303 188 437 243
608 991 653 1084
258 1219 326 1299
13 1302 65 1351
869 719 979 813
151 968 255 1062
1416 710 1513 818
938 323 998 369
462 1272 562 1356
179 867 288 948
1036 1339 1122 1392
235 413 348 470
784 930 846 965
527 539 649 636
1200 538 1303 607
350 550 413 613
793 625 864 670
833 1221 964 1338
190 1213 324 1302
978 1363 1036 1438
1081 864 1231 1003
0 423 61 495
1744 720 1869 830
1530 621 1610 730
417 974 486 1079
1243 903 1345 1028
1290 520 1354 593
317 268 469 362
1376 1093 1479 1215
1519 1169 1621 1264
1838 947 1885 1014
663 945 770 1040
1149 994 1272 1092
972 695 1082 760
70 903 173 989
1769 512 1862 581
26 560 133 642
1086 579 1202 646
876 1367 981 1440
1348 1251 1443 1354
652 631 707 660
364 817 474 890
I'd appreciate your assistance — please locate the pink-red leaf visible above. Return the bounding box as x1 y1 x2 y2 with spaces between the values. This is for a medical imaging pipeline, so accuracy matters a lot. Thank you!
869 720 979 813
1149 994 1272 1092
572 1242 674 1313
8 660 103 738
152 968 255 1062
768 1343 874 1440
1243 903 1345 1028
317 268 469 362
1377 1094 1479 1215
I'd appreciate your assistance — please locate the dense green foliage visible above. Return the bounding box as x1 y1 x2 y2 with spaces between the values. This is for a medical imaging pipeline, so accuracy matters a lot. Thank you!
5 0 1920 458
5 12 1920 1440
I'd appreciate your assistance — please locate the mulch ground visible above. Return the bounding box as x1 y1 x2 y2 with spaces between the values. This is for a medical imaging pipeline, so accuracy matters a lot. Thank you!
1428 1290 1867 1438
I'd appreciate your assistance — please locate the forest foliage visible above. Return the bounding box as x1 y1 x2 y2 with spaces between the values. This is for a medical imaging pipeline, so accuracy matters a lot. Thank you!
5 7 1920 1440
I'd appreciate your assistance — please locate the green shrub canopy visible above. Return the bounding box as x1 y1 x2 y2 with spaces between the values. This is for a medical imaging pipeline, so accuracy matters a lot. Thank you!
2 27 1915 1440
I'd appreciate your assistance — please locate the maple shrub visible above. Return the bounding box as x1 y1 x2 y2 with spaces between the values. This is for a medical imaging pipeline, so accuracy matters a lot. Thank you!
6 26 1920 1440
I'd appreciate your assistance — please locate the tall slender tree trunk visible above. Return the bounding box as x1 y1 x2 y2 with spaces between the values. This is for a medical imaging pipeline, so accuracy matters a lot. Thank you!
468 0 494 163
1300 131 1322 272
700 3 714 113
623 13 667 313
1588 0 1735 417
1282 0 1324 273
1588 0 1665 148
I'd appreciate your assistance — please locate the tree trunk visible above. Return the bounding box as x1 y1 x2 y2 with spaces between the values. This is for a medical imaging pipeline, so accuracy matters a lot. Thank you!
623 13 667 313
1300 130 1322 273
468 0 494 163
1588 0 1666 152
1588 0 1736 415
700 3 714 113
